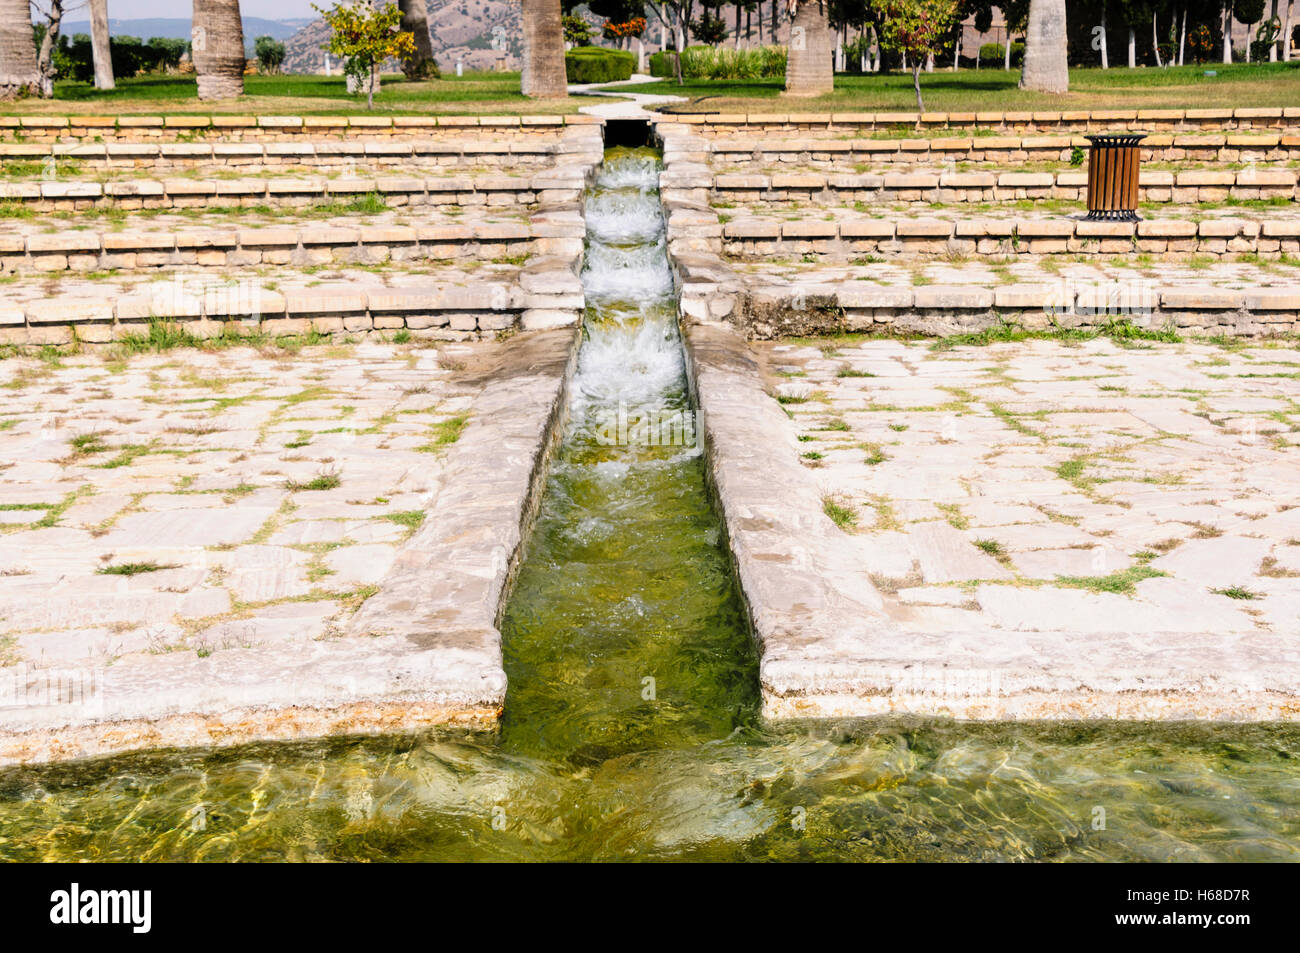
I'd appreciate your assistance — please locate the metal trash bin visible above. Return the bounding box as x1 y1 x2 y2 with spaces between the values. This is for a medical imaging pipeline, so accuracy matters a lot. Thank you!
1084 133 1146 222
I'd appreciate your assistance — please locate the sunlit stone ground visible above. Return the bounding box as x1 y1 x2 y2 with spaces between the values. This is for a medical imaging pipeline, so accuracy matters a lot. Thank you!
763 336 1300 635
0 340 484 670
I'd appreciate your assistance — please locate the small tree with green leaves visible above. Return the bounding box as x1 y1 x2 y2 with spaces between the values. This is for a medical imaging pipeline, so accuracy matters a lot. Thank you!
877 0 960 111
314 1 415 109
254 35 286 74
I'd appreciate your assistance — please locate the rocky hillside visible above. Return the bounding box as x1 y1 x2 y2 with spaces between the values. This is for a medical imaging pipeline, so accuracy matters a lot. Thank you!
283 0 523 74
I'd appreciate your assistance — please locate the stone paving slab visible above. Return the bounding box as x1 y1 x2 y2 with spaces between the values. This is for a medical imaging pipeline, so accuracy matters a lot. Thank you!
0 329 574 764
685 318 1300 721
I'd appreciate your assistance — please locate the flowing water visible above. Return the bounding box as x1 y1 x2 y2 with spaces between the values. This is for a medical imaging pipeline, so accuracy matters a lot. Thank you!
0 149 1298 862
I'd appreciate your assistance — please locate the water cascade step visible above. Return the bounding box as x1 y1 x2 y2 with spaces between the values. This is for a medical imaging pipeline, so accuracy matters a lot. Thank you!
499 146 759 764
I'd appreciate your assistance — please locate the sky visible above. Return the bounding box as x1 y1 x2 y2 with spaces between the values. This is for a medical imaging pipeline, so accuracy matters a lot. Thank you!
59 0 320 19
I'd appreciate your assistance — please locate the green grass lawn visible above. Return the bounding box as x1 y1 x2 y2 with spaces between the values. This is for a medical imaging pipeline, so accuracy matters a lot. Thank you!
611 61 1300 114
0 71 586 115
4 60 1296 118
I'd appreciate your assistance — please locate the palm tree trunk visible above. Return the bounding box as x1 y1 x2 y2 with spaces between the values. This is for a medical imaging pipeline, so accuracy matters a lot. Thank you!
0 0 41 98
399 0 436 79
1270 0 1279 59
1179 7 1187 64
1224 3 1234 62
1005 29 1012 69
521 0 567 98
1128 26 1137 67
784 0 833 96
1020 0 1069 91
1284 0 1293 58
192 0 245 100
1153 12 1163 66
90 0 114 90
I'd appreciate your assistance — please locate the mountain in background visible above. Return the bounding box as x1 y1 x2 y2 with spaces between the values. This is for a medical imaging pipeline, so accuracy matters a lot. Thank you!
64 17 313 43
283 0 522 74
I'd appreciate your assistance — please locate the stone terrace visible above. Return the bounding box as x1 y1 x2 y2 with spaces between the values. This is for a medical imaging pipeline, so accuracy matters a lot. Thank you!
685 322 1300 720
0 330 573 764
658 119 1300 340
0 124 602 346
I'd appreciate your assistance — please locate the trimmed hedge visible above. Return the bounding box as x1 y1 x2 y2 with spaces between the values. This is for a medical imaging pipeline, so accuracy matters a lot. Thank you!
565 46 636 83
649 49 676 78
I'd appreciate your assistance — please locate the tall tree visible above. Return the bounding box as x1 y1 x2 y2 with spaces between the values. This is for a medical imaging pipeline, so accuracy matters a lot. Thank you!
1020 0 1068 91
521 0 568 97
0 0 40 98
877 0 958 108
192 0 245 100
34 0 66 96
1235 0 1265 59
646 1 698 83
90 0 114 90
785 0 834 95
1001 0 1029 69
1100 1 1110 66
398 0 436 78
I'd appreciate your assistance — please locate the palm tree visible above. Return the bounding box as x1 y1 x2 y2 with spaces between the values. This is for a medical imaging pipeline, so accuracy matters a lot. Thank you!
399 0 437 79
90 0 114 90
785 0 833 96
520 0 567 98
0 0 40 99
192 0 245 100
1019 0 1068 93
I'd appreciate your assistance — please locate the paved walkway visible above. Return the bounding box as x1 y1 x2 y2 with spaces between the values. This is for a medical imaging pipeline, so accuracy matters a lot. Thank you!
570 73 685 120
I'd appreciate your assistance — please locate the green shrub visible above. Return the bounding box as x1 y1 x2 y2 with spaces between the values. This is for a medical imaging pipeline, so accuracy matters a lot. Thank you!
978 41 1024 66
649 49 676 78
565 46 636 83
680 44 786 79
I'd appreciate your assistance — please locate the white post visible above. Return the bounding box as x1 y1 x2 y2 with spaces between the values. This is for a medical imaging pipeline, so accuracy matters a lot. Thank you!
456 60 463 77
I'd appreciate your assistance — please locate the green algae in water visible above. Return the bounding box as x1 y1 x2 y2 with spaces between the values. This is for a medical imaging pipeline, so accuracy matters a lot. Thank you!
1 149 1298 862
2 722 1298 861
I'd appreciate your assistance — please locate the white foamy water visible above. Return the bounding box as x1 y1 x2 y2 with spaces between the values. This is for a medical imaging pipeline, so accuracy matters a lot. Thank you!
568 150 683 434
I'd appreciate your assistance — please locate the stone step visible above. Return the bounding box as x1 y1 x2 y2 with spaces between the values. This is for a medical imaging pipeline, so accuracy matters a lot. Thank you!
707 168 1298 205
0 128 604 172
656 106 1300 136
0 113 602 138
713 276 1300 337
714 214 1300 260
674 130 1300 168
0 218 554 273
0 170 590 210
0 270 585 347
